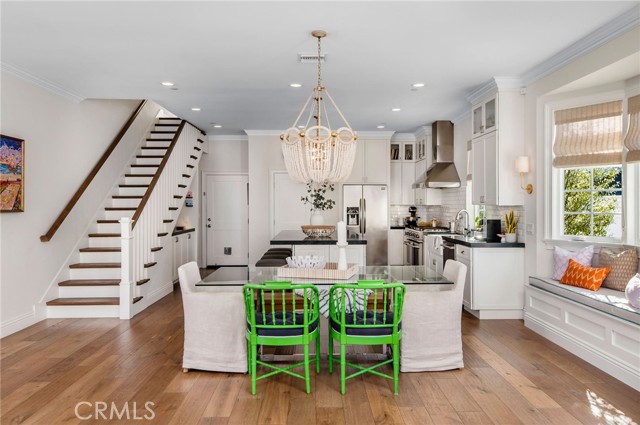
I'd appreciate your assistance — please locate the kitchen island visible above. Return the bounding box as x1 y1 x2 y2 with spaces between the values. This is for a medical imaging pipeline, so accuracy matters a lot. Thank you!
270 230 367 266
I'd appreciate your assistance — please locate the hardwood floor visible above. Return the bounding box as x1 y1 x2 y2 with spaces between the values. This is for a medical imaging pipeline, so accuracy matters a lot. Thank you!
1 285 638 424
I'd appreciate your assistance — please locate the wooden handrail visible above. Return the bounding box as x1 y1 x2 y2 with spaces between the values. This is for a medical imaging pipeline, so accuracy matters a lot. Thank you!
131 121 186 229
41 100 147 242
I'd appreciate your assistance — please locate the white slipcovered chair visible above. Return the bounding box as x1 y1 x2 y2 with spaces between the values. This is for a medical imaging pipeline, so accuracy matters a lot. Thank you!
178 262 247 373
400 260 467 372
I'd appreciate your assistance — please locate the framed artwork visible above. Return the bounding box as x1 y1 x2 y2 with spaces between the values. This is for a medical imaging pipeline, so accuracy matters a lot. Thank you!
0 135 24 212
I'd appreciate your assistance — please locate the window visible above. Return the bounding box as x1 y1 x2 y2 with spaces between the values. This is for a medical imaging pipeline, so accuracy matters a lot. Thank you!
562 166 622 239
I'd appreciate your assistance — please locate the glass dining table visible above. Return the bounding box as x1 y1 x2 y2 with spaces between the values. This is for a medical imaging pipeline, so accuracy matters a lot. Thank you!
196 265 453 289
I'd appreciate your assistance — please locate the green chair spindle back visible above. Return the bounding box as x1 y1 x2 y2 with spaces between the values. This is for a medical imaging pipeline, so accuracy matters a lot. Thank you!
243 282 320 394
328 280 406 394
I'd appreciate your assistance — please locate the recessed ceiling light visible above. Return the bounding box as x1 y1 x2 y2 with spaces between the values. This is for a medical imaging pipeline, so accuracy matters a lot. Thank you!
191 108 201 111
377 124 385 129
290 83 302 88
170 87 178 91
412 83 425 88
213 124 222 128
161 81 174 86
391 108 401 112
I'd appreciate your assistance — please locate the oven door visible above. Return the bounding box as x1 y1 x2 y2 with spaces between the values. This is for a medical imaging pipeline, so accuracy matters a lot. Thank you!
403 239 424 266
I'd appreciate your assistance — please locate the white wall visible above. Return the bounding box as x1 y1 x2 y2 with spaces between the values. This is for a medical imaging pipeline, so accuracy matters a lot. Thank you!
0 72 158 336
524 27 640 279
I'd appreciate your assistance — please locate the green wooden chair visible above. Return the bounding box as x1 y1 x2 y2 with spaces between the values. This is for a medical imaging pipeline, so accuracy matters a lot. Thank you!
328 280 406 395
243 282 320 395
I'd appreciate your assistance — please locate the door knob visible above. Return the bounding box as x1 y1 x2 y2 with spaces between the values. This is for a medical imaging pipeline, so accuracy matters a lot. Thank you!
207 224 211 228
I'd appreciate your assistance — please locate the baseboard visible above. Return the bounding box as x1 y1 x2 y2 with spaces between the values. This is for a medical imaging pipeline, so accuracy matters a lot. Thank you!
0 310 39 338
463 306 524 320
525 312 640 391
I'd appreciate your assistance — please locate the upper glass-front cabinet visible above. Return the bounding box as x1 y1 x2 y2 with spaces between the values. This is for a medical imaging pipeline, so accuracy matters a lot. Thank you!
472 95 498 138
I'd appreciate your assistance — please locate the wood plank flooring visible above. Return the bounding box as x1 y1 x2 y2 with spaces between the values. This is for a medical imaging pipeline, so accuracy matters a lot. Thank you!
1 285 638 425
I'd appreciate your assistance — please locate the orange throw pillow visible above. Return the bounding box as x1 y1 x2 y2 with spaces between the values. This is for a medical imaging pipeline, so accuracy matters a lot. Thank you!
560 258 610 291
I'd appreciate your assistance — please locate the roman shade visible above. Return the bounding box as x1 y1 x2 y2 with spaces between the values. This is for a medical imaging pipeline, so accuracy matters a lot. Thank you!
625 95 640 163
553 100 623 168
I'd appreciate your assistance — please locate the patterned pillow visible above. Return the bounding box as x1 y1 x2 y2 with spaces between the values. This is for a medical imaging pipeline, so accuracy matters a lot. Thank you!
625 274 640 308
561 258 610 291
553 245 594 280
598 248 639 291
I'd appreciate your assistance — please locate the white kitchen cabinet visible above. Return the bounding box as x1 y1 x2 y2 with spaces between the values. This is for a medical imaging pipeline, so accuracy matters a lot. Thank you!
388 229 404 265
456 244 525 319
390 161 415 205
293 245 330 259
390 141 414 162
471 95 497 138
346 138 388 184
389 162 402 204
470 87 524 206
172 231 195 281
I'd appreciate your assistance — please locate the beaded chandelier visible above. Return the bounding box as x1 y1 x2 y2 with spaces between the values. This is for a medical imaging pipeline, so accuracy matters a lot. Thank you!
280 30 357 184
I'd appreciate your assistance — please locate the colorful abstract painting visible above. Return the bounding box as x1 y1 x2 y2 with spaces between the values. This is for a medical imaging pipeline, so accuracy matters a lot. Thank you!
0 135 24 212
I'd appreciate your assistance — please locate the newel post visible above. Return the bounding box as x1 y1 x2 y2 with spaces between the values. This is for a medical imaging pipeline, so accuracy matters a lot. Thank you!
119 217 134 319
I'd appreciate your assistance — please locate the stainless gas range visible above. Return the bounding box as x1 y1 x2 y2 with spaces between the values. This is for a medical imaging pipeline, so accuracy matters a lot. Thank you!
403 226 457 267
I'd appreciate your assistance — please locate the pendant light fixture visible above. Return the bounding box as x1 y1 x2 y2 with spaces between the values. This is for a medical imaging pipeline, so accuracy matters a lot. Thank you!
280 30 358 184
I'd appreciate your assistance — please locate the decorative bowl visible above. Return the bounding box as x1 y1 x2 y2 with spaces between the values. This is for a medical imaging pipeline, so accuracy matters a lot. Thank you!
286 255 327 269
301 225 335 238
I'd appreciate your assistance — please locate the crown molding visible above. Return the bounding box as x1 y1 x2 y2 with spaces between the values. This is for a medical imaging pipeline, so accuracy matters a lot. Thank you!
521 7 640 86
357 131 395 141
413 126 431 138
467 76 524 105
208 134 248 142
390 132 416 143
1 61 85 103
452 108 471 125
243 130 281 137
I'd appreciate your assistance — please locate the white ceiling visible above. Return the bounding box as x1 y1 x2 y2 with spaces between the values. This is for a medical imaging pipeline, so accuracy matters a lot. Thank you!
1 1 638 135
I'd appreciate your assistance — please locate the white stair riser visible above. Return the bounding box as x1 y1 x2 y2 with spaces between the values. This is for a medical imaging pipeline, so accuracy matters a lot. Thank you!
59 286 120 298
154 125 179 132
128 166 159 175
89 237 121 248
111 198 141 208
96 222 122 233
124 176 152 185
149 132 174 140
70 268 121 280
104 209 134 220
80 251 121 263
140 148 167 156
119 186 147 196
47 305 119 318
135 157 163 165
145 141 171 148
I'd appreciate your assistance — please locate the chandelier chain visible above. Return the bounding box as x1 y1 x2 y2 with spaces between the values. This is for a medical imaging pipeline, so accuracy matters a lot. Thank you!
317 35 322 90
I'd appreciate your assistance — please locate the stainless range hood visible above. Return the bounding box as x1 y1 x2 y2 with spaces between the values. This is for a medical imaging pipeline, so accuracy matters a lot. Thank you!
413 120 461 189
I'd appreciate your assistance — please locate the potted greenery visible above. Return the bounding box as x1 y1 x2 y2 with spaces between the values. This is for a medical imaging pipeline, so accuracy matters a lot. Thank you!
504 209 519 243
301 182 335 225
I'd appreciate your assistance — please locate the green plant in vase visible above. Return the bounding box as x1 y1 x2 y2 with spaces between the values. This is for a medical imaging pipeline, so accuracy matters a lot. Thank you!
301 182 335 225
504 209 520 243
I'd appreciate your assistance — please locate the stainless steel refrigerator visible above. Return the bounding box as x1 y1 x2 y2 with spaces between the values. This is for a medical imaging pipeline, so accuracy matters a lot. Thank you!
343 184 388 265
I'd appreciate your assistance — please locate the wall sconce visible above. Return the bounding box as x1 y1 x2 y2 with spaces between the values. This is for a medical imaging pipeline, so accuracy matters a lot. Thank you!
515 156 533 194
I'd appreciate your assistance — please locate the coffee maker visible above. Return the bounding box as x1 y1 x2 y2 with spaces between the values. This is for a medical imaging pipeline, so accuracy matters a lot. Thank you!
404 206 419 227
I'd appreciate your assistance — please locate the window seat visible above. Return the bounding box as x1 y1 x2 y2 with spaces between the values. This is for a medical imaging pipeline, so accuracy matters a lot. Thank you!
524 277 639 391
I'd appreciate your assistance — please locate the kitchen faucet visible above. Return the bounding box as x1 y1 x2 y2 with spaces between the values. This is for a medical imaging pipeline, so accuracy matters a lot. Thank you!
455 209 471 236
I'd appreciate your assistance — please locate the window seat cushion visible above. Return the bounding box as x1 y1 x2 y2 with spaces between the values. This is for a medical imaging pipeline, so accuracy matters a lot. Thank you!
529 276 640 325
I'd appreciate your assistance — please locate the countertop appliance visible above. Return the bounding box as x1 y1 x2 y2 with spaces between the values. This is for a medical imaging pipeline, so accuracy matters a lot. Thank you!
343 184 388 265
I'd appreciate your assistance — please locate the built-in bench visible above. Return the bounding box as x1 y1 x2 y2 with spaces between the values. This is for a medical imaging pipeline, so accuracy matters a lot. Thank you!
255 248 292 267
524 276 640 390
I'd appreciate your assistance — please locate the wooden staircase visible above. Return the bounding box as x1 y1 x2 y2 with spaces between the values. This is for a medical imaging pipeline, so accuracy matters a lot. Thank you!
46 117 201 318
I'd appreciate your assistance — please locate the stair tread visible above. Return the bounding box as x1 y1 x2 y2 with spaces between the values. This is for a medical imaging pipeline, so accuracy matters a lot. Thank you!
59 279 120 287
146 139 171 142
159 117 181 120
194 147 201 152
157 232 168 237
197 139 205 143
133 296 143 304
119 184 149 188
131 164 159 168
112 195 143 199
173 195 183 199
163 219 173 223
150 247 163 252
137 279 150 286
47 298 119 306
125 173 155 177
144 262 157 268
155 123 179 126
168 207 178 211
182 174 191 178
150 131 176 134
136 155 164 159
141 146 169 150
69 262 121 269
178 184 187 188
97 219 119 224
190 155 198 160
79 247 121 252
105 207 136 211
88 233 120 237
186 165 195 169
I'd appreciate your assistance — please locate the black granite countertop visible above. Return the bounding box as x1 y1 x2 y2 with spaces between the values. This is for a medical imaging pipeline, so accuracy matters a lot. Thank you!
270 230 367 245
172 227 195 236
442 234 525 248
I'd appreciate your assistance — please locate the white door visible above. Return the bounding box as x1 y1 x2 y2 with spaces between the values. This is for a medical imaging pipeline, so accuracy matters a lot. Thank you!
205 175 249 266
